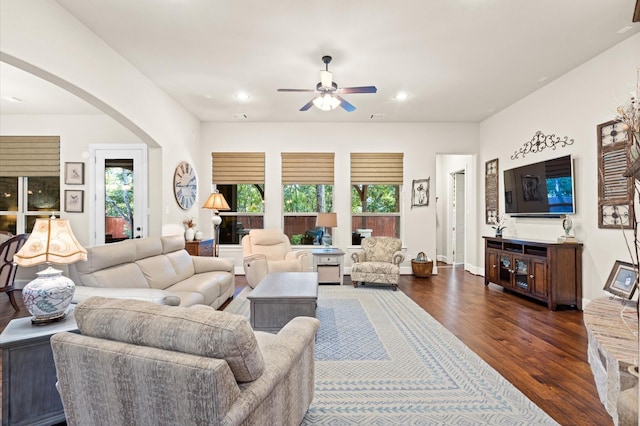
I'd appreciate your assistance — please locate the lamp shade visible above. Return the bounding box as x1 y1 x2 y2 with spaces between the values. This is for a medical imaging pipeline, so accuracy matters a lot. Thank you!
316 212 337 228
202 192 230 211
14 218 87 267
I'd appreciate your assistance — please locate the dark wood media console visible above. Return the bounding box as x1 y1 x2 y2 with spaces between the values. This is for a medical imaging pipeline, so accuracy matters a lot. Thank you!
483 236 583 311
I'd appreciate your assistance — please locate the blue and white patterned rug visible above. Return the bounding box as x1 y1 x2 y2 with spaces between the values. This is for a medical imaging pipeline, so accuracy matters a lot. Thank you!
225 285 558 425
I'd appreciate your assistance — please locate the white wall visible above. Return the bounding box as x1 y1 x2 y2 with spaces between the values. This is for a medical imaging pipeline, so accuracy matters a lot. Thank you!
0 0 202 237
200 122 479 273
478 33 640 303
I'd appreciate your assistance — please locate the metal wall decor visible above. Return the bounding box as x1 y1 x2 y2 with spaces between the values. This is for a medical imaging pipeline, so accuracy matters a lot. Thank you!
485 158 499 224
511 131 574 160
597 120 634 229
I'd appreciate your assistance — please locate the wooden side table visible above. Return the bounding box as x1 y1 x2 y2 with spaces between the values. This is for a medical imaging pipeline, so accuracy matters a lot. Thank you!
185 239 213 256
311 248 345 284
1 310 78 426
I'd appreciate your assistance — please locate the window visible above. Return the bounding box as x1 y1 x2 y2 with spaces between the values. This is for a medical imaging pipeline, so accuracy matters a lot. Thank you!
351 153 403 241
0 176 61 234
282 153 334 244
212 152 265 244
0 136 61 234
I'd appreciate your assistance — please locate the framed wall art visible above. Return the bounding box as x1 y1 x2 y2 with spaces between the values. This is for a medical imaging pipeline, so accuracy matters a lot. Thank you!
603 260 638 299
65 162 85 185
485 158 499 224
411 178 430 207
65 190 84 213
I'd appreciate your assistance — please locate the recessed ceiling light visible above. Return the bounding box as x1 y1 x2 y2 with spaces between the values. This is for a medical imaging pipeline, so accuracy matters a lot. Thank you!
235 92 250 101
617 25 633 34
394 92 409 101
1 96 23 103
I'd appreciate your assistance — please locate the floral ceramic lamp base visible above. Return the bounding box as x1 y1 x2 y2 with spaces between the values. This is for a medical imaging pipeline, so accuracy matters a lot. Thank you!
22 266 75 325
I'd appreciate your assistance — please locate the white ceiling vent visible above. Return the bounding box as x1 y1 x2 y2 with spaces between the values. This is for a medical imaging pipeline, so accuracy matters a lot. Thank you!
370 113 385 120
232 113 248 120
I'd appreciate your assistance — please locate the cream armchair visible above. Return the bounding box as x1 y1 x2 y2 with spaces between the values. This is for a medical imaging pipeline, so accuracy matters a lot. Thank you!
351 236 404 291
242 229 308 288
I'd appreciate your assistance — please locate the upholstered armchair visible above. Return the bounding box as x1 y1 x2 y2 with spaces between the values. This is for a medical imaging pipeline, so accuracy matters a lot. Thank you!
351 236 404 291
242 229 309 288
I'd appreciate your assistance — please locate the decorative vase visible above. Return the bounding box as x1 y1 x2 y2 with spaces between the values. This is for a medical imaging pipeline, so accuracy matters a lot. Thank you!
22 266 75 324
185 227 195 241
194 230 203 241
562 216 573 237
495 228 502 238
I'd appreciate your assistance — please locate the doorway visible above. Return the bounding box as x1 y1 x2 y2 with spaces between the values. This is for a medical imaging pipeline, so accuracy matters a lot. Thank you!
90 145 148 245
450 170 465 265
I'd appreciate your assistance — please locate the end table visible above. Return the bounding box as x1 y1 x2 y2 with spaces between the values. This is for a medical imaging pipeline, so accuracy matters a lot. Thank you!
1 310 78 426
311 248 345 285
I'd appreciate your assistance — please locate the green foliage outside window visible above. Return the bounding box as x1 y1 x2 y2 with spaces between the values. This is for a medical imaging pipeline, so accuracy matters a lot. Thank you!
351 184 399 212
236 184 264 212
284 184 333 213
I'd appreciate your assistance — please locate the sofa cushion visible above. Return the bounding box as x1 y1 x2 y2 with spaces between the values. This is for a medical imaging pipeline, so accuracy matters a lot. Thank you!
75 239 137 274
133 237 163 260
161 235 186 254
75 297 265 382
165 271 227 306
78 263 150 289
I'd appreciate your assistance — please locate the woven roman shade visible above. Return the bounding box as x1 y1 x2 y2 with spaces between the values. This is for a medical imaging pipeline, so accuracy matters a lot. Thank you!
282 152 335 184
212 152 265 184
0 136 60 177
351 153 404 185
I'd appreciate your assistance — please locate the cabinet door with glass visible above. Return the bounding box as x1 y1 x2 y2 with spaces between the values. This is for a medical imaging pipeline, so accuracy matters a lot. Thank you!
498 254 513 288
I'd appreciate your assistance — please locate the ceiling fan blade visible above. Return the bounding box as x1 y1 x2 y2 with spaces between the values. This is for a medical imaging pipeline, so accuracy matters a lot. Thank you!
299 99 315 111
320 70 333 89
339 86 377 94
278 88 316 92
335 95 356 112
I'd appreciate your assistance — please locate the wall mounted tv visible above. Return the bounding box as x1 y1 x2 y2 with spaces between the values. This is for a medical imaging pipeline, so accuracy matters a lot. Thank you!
503 155 575 217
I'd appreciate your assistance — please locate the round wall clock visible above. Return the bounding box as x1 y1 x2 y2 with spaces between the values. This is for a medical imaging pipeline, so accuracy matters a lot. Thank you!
173 161 197 210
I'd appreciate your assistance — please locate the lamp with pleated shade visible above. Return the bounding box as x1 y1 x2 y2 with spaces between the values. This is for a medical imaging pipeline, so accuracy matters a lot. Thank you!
202 191 230 256
13 217 87 324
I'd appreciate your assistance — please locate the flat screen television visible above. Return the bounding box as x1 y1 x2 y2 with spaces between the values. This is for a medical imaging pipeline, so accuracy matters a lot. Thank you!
503 155 575 217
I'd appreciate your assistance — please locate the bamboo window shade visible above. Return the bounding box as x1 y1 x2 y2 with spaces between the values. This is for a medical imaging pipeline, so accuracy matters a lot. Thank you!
351 153 404 185
0 136 60 177
281 152 335 184
212 152 265 184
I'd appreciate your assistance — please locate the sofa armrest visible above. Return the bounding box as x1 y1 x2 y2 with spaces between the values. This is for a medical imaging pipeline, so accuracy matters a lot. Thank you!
72 286 181 306
243 254 268 288
392 250 405 266
351 250 365 263
192 256 235 274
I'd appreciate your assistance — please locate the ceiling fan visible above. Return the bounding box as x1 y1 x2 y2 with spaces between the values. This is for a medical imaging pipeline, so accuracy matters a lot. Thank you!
277 56 377 112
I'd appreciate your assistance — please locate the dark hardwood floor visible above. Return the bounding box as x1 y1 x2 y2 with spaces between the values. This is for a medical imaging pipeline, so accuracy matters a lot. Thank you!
1 265 612 425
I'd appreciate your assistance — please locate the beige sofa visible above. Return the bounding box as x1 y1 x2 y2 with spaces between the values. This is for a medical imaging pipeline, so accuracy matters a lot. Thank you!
52 297 320 426
69 235 235 308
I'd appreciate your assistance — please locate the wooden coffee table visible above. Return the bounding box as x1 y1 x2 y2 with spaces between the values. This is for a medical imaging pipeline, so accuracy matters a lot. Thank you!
248 272 318 332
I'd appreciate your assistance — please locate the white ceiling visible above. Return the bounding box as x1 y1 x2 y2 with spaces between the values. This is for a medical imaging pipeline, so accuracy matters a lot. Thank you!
1 0 639 122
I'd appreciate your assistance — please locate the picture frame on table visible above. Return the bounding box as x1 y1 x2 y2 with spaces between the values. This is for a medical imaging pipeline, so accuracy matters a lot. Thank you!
64 190 84 213
603 260 638 299
64 162 84 185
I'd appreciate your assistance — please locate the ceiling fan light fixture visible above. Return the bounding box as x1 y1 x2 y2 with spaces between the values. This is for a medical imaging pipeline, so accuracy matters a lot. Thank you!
312 94 341 111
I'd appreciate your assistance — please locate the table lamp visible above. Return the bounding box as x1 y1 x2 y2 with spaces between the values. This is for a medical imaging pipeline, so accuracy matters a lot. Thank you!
202 190 230 256
316 212 337 246
13 217 87 325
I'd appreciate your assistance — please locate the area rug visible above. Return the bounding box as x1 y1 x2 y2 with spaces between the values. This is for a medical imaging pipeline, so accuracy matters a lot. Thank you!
225 286 558 425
